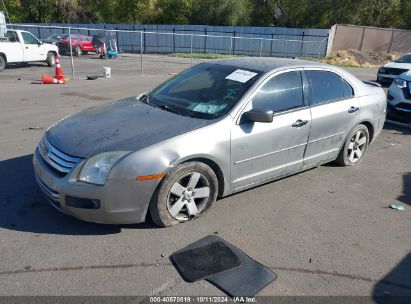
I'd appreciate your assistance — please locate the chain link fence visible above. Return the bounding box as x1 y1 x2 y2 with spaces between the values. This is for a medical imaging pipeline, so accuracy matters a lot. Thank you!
0 23 328 80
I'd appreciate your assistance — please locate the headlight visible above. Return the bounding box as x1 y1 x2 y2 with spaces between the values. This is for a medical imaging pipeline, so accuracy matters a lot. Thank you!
394 77 407 88
78 151 130 185
378 67 386 74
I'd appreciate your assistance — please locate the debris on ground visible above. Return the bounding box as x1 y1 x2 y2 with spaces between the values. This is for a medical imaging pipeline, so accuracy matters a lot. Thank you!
172 235 277 297
390 204 405 211
325 49 401 67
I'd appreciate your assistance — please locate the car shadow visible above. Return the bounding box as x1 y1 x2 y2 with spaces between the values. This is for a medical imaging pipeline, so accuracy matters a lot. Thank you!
5 63 49 70
0 154 158 235
384 122 411 134
397 172 411 207
373 252 411 300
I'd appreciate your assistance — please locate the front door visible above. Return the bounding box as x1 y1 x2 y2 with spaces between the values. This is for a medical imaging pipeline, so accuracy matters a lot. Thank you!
231 70 311 191
21 31 45 62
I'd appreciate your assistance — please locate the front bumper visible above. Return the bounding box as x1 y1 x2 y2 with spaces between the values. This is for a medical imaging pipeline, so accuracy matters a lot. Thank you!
377 73 395 85
387 83 411 123
33 149 160 224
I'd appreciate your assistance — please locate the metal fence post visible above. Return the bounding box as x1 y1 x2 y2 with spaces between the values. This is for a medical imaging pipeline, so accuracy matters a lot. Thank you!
259 38 263 57
190 34 193 66
140 31 143 76
283 40 288 58
230 36 233 55
68 27 75 79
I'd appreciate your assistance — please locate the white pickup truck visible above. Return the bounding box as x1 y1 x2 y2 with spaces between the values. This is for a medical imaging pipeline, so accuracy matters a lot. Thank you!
0 29 58 72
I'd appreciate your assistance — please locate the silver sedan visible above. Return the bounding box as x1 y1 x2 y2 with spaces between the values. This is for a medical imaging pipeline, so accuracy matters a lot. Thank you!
33 58 387 227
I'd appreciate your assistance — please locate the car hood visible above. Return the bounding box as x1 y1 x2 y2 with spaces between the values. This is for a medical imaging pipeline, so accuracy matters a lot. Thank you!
383 62 411 69
46 97 212 158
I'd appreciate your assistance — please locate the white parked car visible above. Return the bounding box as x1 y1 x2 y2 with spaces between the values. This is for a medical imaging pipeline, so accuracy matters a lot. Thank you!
377 54 411 86
0 29 58 72
387 71 411 121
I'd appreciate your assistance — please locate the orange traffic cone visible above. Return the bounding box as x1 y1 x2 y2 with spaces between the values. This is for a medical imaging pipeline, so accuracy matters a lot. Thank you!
54 55 65 80
42 74 65 84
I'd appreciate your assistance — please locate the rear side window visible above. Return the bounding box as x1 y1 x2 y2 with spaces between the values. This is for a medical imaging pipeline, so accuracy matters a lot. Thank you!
252 71 304 113
342 78 354 98
306 70 348 105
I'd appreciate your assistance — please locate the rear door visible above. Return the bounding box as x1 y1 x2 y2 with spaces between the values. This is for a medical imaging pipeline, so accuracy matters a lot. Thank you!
21 31 45 61
231 70 311 190
303 69 360 167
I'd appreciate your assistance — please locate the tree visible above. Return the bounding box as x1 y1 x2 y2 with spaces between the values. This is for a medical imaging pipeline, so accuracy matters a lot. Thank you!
191 0 252 26
1 0 26 22
154 0 191 24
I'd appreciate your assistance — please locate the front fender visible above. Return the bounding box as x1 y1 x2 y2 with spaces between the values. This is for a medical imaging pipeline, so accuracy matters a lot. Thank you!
108 118 232 196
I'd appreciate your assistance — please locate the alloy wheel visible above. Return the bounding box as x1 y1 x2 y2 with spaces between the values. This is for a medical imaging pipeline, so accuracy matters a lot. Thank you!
166 172 211 221
347 130 367 163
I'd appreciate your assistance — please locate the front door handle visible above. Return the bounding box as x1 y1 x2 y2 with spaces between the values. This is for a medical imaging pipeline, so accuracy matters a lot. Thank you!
292 119 309 128
348 106 360 113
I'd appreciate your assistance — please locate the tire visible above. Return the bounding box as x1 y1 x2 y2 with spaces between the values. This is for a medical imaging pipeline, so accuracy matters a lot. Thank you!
74 46 82 57
82 51 88 55
46 52 56 67
149 162 218 227
0 55 5 72
336 124 369 166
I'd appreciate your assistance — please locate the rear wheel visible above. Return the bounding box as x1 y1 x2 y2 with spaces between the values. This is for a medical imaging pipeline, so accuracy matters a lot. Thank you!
149 162 218 227
336 124 369 166
46 52 56 67
0 56 5 72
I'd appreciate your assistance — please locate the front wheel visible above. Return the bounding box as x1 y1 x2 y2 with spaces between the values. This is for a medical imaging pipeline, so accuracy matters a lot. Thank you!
0 56 5 72
74 46 82 57
46 52 56 67
149 162 218 227
336 124 369 166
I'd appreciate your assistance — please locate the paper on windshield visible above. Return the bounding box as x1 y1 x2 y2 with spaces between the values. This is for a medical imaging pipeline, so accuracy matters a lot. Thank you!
225 69 258 83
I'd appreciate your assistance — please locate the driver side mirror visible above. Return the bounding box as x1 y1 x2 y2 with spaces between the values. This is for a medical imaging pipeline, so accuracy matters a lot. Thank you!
242 109 274 123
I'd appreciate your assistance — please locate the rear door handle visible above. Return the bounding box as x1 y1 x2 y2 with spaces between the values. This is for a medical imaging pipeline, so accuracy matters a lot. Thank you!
292 119 309 128
348 106 360 113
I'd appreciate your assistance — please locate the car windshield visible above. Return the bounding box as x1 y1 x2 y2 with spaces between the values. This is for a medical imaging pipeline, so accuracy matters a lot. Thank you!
396 54 411 63
48 34 64 40
144 63 261 119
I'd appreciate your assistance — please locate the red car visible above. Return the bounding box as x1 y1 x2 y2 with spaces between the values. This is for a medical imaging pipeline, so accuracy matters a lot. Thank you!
56 34 97 56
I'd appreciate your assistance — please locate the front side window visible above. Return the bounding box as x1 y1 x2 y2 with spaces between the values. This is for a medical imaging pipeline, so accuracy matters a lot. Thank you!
21 32 39 45
145 63 261 119
251 71 304 113
306 70 346 105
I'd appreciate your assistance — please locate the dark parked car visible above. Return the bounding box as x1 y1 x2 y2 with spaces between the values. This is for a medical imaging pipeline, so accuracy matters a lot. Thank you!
41 34 65 45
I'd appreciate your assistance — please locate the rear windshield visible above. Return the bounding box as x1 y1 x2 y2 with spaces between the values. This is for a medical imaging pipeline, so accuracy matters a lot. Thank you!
145 63 261 119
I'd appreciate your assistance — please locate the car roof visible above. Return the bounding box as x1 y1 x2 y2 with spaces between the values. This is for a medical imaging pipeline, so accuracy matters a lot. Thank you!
212 57 329 73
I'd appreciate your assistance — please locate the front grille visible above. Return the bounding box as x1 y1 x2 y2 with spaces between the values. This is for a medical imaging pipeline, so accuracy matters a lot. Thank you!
38 136 83 176
395 102 411 112
384 68 408 76
35 173 61 209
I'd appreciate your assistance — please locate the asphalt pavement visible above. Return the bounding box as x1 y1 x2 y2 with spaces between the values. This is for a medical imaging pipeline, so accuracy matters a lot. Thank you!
0 55 410 298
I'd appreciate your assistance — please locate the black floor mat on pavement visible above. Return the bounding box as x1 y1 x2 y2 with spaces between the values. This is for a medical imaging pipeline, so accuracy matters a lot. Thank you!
172 240 241 282
172 235 277 297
